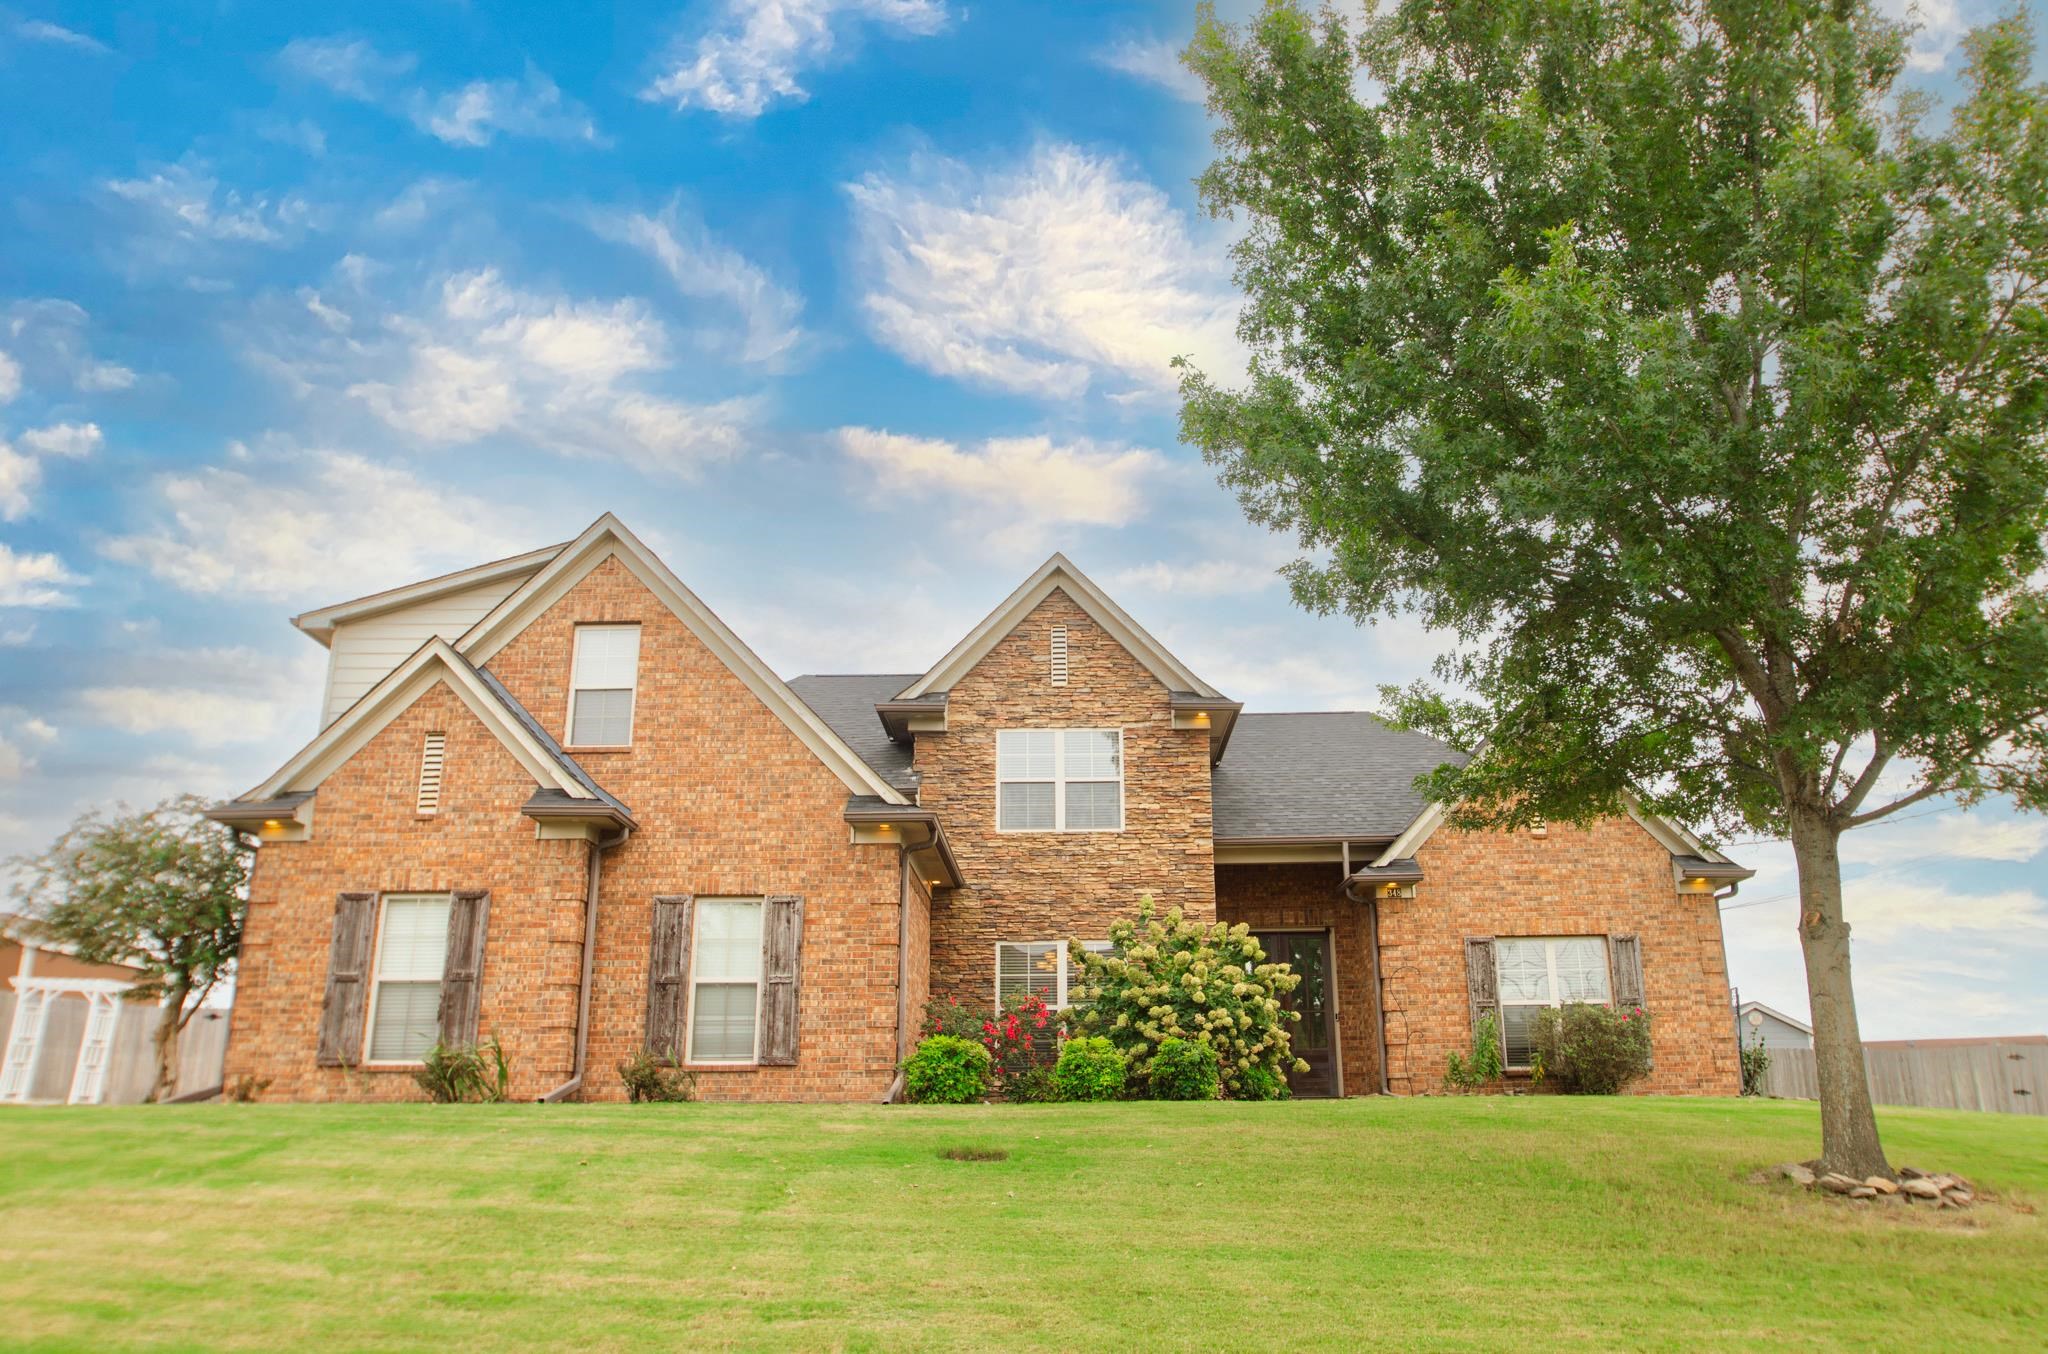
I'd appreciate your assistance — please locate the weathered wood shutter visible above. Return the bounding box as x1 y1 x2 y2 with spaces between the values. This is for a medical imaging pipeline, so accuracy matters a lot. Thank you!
315 893 378 1066
645 895 695 1059
1610 933 1649 1069
437 890 491 1046
1464 936 1500 1053
757 894 805 1066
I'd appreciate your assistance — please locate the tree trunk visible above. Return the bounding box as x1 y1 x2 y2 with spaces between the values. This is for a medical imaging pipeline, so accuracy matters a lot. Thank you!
147 982 186 1104
1787 805 1890 1179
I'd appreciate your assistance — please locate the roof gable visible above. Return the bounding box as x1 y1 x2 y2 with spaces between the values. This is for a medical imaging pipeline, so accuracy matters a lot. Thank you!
458 515 910 806
898 553 1222 700
291 543 566 648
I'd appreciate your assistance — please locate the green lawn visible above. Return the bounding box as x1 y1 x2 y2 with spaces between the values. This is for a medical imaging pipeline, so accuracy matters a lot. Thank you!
0 1098 2041 1351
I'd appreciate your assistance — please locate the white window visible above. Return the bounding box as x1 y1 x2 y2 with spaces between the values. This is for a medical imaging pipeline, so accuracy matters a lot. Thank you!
365 894 452 1063
996 940 1113 1010
1497 936 1610 1067
568 625 640 746
688 898 763 1063
996 729 1123 831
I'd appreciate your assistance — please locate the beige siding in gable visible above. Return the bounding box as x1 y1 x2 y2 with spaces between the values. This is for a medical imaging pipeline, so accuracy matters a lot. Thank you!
321 577 529 726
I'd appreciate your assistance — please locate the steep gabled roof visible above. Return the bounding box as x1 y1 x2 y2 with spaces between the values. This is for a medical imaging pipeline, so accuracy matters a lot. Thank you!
788 675 921 793
896 553 1223 701
1213 712 1465 841
457 515 911 806
290 543 567 648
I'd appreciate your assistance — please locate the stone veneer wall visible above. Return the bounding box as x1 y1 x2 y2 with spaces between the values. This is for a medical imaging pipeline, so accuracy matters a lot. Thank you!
225 681 591 1101
1378 817 1741 1096
1215 863 1382 1096
916 589 1216 1010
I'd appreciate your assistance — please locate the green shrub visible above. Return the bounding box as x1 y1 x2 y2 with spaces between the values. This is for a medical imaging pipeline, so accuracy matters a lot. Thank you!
1006 1064 1060 1104
1148 1037 1221 1100
1067 897 1305 1099
415 1037 510 1103
1232 1062 1290 1101
1739 1038 1772 1097
1052 1036 1127 1101
1445 1011 1506 1091
617 1047 698 1103
921 996 986 1041
1532 1003 1653 1095
902 1035 991 1104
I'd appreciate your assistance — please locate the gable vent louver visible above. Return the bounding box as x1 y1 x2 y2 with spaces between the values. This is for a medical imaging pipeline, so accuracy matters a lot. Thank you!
1049 626 1068 686
416 732 447 815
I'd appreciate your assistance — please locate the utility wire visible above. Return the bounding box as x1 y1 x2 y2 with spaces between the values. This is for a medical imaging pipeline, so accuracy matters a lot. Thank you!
1718 839 1994 913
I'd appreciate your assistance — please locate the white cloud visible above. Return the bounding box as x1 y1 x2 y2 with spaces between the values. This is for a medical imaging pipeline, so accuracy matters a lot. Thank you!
837 425 1163 553
371 177 468 231
17 716 55 744
595 199 806 367
82 674 301 748
1095 36 1204 103
280 36 600 148
15 19 108 53
1113 553 1289 597
18 422 101 458
0 351 19 404
1878 0 1975 73
1842 814 2048 866
0 543 82 607
278 35 416 100
643 0 947 117
99 444 539 601
0 733 26 780
0 443 34 520
1843 877 2048 944
105 160 312 245
845 141 1243 401
4 300 135 394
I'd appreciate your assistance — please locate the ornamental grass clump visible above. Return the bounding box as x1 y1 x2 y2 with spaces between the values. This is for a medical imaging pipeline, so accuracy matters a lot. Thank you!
1051 1036 1127 1102
902 1035 991 1105
1148 1037 1221 1101
1067 896 1305 1099
414 1037 510 1103
1532 1004 1653 1095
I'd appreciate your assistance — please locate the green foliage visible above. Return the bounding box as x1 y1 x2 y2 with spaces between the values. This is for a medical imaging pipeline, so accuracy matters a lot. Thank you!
1231 1063 1290 1102
1533 1005 1654 1095
1740 1039 1774 1098
1445 1012 1506 1091
921 996 987 1041
1005 1065 1060 1104
902 1035 991 1105
13 795 251 1101
1148 1037 1222 1101
1051 1036 1127 1102
415 1038 511 1104
1068 896 1305 1099
618 1048 698 1103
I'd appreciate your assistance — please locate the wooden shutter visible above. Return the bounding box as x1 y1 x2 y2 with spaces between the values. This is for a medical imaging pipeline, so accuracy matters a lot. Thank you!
315 893 378 1066
757 894 805 1066
1610 933 1649 1068
437 890 491 1046
1464 936 1500 1052
645 895 694 1059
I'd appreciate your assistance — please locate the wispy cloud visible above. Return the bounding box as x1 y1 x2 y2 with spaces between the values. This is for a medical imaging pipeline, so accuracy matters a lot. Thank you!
2 302 135 396
1094 35 1204 103
279 36 601 148
0 542 82 607
643 0 947 118
104 159 315 245
18 422 102 459
14 19 108 54
0 351 18 404
0 422 99 520
80 647 321 748
277 35 416 100
1877 0 1977 74
845 141 1243 402
594 198 806 367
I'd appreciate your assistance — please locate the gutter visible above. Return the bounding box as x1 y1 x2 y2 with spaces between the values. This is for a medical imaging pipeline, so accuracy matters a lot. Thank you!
539 825 630 1103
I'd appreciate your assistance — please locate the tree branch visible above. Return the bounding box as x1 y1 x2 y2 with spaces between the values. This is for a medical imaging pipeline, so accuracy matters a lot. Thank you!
1842 781 1949 829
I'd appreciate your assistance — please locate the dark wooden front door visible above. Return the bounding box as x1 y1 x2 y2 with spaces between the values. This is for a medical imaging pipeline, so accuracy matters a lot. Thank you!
1256 931 1336 1098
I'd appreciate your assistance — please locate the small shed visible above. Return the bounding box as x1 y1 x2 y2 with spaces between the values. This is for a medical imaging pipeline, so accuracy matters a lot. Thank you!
1738 1000 1813 1051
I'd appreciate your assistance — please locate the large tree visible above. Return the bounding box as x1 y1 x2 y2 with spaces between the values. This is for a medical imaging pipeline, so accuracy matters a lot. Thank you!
1180 0 2048 1177
15 796 249 1101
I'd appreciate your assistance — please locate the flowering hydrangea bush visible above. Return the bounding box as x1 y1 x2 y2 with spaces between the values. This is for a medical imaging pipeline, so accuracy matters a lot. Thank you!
1067 896 1305 1099
1531 1003 1653 1094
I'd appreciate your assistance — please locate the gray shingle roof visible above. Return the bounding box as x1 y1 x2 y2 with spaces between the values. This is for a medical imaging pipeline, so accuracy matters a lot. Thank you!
1212 712 1466 841
788 675 921 792
470 661 635 821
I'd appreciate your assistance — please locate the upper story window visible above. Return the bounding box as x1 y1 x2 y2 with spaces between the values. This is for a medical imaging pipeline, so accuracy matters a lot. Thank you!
568 624 640 747
1496 936 1609 1066
996 729 1123 832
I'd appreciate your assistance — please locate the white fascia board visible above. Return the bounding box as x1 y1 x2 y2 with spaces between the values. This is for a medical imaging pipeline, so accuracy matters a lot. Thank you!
1373 793 1726 868
290 544 566 646
898 552 1221 700
1372 801 1448 867
246 639 590 802
457 515 910 806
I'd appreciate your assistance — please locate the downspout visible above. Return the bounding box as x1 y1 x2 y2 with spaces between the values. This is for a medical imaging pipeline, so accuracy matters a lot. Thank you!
1343 871 1395 1096
539 825 629 1103
883 846 911 1104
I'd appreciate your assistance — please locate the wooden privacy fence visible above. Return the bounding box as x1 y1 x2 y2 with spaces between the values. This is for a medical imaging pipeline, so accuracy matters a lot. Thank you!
1758 1039 2044 1115
0 990 229 1104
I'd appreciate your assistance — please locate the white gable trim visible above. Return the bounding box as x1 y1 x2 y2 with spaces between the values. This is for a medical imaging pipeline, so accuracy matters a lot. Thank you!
291 544 566 646
898 553 1221 700
1371 793 1730 868
457 515 910 806
1737 1000 1812 1036
245 639 594 802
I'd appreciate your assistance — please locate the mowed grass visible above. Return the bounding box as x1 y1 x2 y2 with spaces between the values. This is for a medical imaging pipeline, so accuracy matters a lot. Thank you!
0 1098 2042 1351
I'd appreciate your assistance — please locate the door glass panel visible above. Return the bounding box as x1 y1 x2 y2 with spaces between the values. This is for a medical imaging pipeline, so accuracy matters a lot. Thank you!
1284 936 1330 1051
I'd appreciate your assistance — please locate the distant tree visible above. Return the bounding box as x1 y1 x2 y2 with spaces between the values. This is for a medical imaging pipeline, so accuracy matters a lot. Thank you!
1180 1 2048 1178
15 796 249 1101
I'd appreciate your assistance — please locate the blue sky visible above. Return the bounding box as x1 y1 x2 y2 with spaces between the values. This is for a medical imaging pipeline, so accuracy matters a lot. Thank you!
0 1 2042 1040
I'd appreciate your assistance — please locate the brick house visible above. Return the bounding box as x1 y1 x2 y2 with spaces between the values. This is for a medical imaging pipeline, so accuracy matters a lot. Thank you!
209 515 1750 1102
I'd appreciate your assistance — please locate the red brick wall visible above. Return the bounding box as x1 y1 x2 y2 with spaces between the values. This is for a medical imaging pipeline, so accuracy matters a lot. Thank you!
914 589 1216 1011
483 556 904 1102
224 681 591 1102
1379 817 1740 1096
1216 863 1381 1096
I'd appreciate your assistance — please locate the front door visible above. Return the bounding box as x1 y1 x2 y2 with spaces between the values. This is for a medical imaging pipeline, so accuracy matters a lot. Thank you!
1256 931 1336 1098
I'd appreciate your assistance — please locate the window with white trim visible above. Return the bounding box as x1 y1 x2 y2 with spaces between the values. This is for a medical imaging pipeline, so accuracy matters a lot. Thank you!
568 624 640 746
365 894 452 1062
996 729 1122 831
688 898 763 1063
1497 936 1610 1066
996 940 1113 1010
